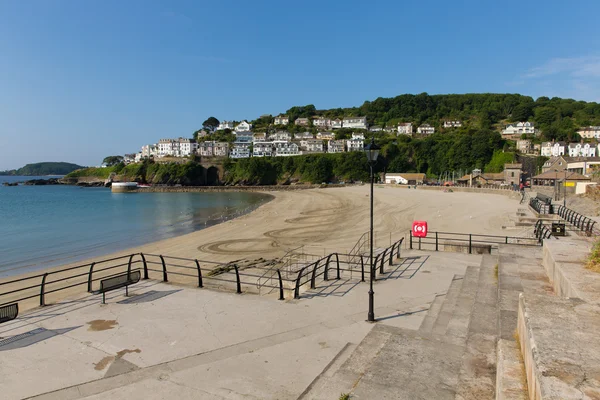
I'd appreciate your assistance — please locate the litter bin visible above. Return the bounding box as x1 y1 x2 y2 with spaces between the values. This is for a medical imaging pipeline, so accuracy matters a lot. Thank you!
551 222 566 237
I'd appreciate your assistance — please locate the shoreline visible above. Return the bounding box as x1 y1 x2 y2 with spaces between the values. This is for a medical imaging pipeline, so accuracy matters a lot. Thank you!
0 190 275 281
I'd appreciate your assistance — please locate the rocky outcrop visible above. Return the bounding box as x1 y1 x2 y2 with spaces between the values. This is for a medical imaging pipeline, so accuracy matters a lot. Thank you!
23 178 61 185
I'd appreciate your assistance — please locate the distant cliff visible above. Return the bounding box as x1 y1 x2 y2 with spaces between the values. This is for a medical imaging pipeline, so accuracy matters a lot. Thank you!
0 162 85 176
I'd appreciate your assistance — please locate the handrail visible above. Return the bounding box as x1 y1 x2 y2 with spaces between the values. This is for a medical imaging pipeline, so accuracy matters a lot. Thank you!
408 230 541 252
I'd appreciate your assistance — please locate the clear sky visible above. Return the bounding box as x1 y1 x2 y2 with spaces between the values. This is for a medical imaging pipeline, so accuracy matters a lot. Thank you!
1 0 599 170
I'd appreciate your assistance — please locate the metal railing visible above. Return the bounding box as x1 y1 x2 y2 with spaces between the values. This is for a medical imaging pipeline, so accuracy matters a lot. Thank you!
408 230 541 253
554 205 597 236
530 197 553 214
533 220 555 241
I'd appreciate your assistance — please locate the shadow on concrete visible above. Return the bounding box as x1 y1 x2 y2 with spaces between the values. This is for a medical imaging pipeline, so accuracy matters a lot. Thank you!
301 278 362 299
375 308 428 322
377 256 429 281
0 281 161 336
117 290 182 304
0 326 81 351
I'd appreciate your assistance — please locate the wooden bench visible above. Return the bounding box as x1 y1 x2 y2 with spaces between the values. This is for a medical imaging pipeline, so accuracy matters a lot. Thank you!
93 270 141 304
0 303 18 324
536 193 552 205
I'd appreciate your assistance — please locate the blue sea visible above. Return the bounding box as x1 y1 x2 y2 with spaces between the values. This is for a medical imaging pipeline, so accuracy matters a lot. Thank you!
0 176 270 278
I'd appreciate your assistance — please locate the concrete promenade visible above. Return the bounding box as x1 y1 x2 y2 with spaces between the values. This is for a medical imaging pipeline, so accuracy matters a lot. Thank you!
0 250 477 400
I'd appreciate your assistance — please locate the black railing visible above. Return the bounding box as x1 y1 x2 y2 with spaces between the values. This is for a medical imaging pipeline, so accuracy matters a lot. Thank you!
530 197 553 214
408 230 541 253
554 205 596 236
533 220 555 241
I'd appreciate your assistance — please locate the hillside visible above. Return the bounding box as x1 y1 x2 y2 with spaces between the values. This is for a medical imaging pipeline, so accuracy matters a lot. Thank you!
0 162 86 176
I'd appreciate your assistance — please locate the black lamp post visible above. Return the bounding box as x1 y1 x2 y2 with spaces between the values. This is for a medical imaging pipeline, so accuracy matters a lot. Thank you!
364 137 380 322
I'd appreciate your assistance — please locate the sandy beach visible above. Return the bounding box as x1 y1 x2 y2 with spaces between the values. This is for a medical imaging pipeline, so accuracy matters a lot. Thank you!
1 185 524 310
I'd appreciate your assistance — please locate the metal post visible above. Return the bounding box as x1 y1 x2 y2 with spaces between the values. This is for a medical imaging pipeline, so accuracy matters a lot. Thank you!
409 230 413 249
360 255 365 282
127 254 133 277
277 269 284 300
335 253 341 280
87 262 96 292
195 259 203 288
140 253 148 280
40 273 48 307
310 260 320 289
469 234 472 254
435 232 438 251
294 266 307 299
159 255 168 282
233 265 241 294
368 164 375 322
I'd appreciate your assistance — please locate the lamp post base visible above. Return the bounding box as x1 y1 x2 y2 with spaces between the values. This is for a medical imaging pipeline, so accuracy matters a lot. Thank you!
367 289 375 322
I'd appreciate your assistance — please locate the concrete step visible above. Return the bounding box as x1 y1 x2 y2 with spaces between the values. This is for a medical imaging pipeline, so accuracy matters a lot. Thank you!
430 274 465 335
418 293 447 332
495 339 528 400
455 254 499 400
299 324 394 399
517 292 600 399
445 265 481 342
350 324 466 400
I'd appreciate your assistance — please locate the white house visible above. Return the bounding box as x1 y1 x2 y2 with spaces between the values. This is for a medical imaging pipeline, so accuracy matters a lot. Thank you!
294 132 314 140
346 137 364 152
328 140 345 153
230 143 251 158
397 123 413 135
568 143 597 158
157 138 197 157
351 132 365 140
134 153 143 163
198 141 229 157
300 139 324 153
343 116 368 129
235 120 252 132
331 119 343 129
443 120 462 128
141 144 158 158
317 132 335 140
369 126 383 132
252 133 266 143
273 141 299 156
269 131 291 141
417 124 435 135
577 126 600 139
502 121 535 136
253 142 274 157
274 115 289 125
313 118 331 129
541 141 566 157
295 118 310 126
384 173 426 185
217 121 235 131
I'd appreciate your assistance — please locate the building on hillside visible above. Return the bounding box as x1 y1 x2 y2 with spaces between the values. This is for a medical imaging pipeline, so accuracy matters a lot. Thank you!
351 132 365 140
568 143 597 158
294 131 314 140
504 163 522 186
235 120 252 132
343 116 368 129
577 126 600 139
517 139 532 154
532 170 591 186
384 125 397 133
417 124 435 135
542 156 567 173
217 121 234 131
134 153 143 163
274 115 289 125
141 144 158 158
397 123 413 135
384 173 426 185
443 120 462 128
252 133 266 143
196 129 209 138
198 141 229 157
502 121 535 137
331 119 343 129
346 136 364 151
563 157 600 175
234 131 254 142
253 141 274 157
157 138 197 157
327 140 345 153
230 131 253 159
313 117 331 129
299 139 324 154
273 141 299 156
456 172 505 186
369 126 383 132
317 131 335 140
541 141 566 157
295 118 310 126
269 131 291 141
123 154 136 164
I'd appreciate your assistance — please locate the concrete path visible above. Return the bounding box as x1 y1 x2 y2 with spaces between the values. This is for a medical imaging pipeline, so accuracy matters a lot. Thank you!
0 251 476 400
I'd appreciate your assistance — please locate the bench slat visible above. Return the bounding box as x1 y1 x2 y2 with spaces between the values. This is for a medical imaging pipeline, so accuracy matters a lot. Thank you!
96 270 140 294
0 303 18 324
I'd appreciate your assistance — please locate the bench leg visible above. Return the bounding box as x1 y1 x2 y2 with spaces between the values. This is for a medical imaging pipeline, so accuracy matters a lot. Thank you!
126 286 129 297
102 293 105 305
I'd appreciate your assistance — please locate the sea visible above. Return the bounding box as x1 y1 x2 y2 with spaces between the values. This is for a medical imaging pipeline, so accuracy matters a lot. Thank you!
0 176 271 278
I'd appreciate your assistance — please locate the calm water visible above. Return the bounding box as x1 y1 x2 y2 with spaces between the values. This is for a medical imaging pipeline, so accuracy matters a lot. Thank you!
0 177 270 277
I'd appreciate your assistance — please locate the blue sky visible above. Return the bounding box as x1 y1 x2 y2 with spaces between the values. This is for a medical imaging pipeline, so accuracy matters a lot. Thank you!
1 0 599 169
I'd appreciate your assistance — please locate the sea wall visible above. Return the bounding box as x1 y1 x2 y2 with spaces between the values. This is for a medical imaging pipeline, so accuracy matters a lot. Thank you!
132 184 346 193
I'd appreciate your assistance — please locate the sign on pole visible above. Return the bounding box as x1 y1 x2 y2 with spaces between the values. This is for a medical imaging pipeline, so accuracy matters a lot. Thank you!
412 221 428 238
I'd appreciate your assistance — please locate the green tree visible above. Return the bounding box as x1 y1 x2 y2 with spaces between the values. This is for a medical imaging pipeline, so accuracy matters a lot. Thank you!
103 156 124 166
202 117 220 132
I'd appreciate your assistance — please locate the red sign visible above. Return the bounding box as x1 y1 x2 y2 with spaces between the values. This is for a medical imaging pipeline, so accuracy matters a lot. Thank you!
412 221 428 238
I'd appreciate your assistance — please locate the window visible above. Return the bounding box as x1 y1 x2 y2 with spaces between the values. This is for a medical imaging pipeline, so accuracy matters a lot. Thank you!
511 172 515 177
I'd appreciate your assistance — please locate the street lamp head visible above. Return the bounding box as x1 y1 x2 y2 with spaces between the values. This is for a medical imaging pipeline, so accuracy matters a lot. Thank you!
364 137 380 165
